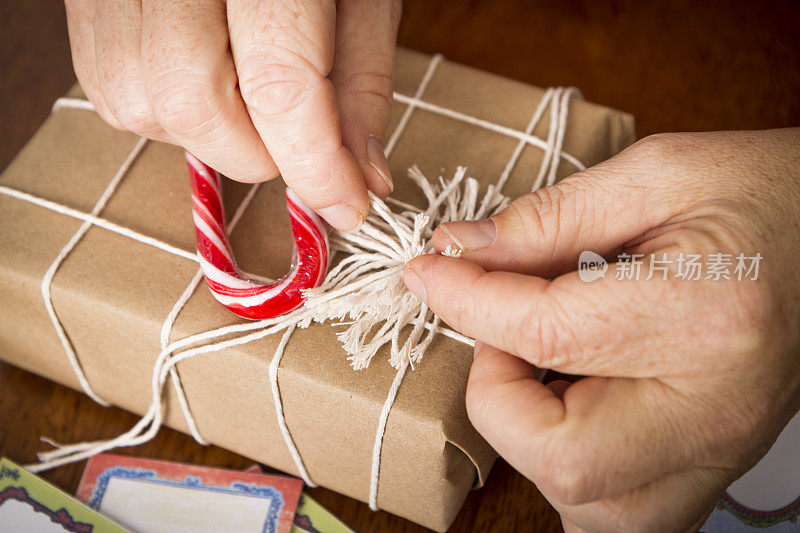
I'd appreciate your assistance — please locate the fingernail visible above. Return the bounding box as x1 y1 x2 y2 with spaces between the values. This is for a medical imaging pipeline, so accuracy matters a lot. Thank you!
440 219 497 252
473 340 484 358
318 203 364 232
402 267 427 301
367 136 394 193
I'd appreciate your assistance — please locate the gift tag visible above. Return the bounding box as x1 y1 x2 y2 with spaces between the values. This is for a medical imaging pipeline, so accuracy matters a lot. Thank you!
0 457 126 532
76 454 303 533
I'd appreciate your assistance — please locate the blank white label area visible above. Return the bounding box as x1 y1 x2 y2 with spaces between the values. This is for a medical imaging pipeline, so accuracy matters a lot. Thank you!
0 499 71 532
98 477 277 533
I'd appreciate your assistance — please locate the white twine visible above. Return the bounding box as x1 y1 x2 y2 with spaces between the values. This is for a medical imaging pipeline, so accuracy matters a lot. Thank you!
39 136 148 406
268 325 316 486
0 185 198 262
531 86 581 191
384 54 443 157
52 97 96 113
392 91 584 172
4 54 578 511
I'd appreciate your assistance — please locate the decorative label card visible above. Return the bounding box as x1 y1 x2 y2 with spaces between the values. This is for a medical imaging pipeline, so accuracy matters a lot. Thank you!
0 457 125 532
76 454 303 533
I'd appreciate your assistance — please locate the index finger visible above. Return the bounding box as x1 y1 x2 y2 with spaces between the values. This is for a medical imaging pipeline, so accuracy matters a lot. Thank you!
403 253 712 377
228 0 370 231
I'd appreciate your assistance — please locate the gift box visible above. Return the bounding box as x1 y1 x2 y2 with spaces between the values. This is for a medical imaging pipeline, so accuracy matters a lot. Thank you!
0 48 635 531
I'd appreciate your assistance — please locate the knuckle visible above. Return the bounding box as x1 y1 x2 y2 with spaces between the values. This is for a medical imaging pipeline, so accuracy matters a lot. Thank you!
529 310 560 367
720 400 771 450
281 161 336 195
237 55 318 118
96 65 161 135
112 100 158 134
596 133 692 200
446 277 485 330
724 292 767 353
340 69 394 108
149 72 224 135
502 196 545 245
227 159 281 184
255 4 334 70
506 185 572 259
519 290 575 367
730 280 770 335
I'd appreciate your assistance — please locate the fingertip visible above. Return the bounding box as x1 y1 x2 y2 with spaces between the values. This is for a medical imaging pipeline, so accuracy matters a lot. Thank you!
470 343 540 385
404 252 447 277
401 265 427 302
196 149 280 184
403 254 488 320
404 253 434 271
404 253 485 291
431 225 457 254
402 254 455 304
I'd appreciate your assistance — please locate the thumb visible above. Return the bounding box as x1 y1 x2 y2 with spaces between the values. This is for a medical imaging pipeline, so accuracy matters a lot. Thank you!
432 139 680 277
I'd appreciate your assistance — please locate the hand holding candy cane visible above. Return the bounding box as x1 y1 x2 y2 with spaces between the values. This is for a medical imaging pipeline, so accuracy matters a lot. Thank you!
66 0 400 231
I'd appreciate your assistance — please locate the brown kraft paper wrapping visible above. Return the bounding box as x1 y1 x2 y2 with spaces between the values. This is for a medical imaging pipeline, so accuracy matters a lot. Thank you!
0 48 635 531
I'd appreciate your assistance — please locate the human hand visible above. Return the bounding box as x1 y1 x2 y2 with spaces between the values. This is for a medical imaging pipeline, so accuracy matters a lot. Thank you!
403 130 800 531
65 0 400 231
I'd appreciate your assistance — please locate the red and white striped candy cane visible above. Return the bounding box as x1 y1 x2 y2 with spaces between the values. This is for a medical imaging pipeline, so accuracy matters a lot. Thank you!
186 153 329 319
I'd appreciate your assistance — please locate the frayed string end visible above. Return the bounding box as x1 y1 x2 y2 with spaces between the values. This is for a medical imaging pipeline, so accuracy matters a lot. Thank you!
304 167 507 370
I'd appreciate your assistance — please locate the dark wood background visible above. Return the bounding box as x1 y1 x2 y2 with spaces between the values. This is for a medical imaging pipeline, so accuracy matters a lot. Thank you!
1 1 798 531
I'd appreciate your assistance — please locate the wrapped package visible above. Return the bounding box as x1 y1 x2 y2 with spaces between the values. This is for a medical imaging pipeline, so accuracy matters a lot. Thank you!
0 48 635 531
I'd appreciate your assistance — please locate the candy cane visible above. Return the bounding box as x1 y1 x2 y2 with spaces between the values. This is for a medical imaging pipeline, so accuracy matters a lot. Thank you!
186 153 329 319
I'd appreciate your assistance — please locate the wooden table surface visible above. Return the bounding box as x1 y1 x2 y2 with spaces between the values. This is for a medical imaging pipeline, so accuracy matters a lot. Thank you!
1 1 798 531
